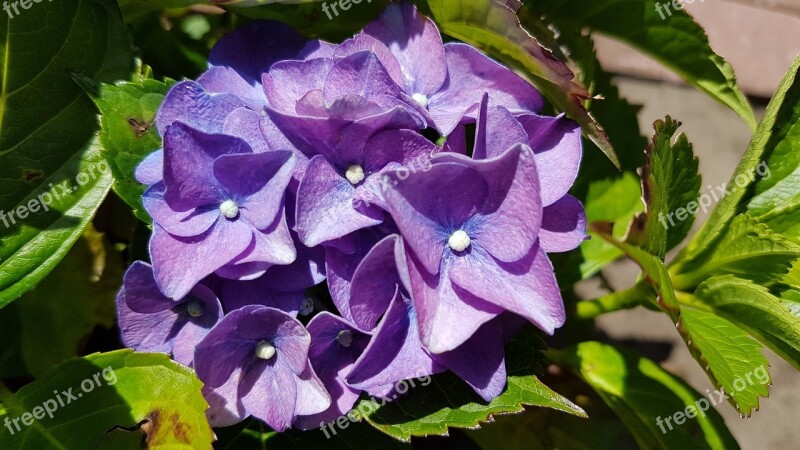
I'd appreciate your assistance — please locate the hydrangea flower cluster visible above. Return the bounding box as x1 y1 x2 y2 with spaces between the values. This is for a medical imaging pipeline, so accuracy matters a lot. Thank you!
116 3 586 431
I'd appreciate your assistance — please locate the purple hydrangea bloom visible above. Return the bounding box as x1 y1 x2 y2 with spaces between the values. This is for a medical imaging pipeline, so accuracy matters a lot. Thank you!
117 1 591 430
359 3 543 135
116 262 223 367
144 123 296 299
383 143 566 353
194 306 331 431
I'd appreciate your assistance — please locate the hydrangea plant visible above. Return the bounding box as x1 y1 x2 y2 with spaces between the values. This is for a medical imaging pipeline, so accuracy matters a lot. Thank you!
1 0 799 448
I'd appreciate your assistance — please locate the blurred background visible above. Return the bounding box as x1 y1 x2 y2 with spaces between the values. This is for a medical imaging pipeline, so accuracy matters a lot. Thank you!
581 0 800 448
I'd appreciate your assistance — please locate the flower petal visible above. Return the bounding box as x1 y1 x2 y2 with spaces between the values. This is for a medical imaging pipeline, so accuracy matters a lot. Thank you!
433 320 507 401
450 244 566 335
162 123 251 211
155 81 243 136
296 156 383 247
348 290 444 389
150 220 253 299
516 113 582 206
540 195 587 253
364 2 447 96
406 246 503 354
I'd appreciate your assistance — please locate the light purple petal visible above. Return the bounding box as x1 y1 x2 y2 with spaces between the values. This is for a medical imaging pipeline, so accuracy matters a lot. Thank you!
203 368 248 427
198 67 265 110
143 183 219 238
323 52 419 113
240 361 297 432
348 235 402 330
296 155 383 247
135 150 163 186
516 113 582 206
150 221 253 299
428 44 543 135
433 320 506 401
263 58 335 114
335 34 405 88
294 362 333 417
405 246 503 354
209 20 307 87
474 96 529 161
348 290 444 389
213 150 295 230
364 2 447 96
155 81 243 136
450 244 566 335
540 195 587 253
162 123 251 211
222 108 272 153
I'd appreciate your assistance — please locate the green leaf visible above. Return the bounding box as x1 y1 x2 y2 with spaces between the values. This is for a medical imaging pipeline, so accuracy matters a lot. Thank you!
0 350 213 449
678 308 770 416
548 341 739 450
14 226 123 378
692 275 800 371
215 418 410 450
626 117 701 257
233 1 392 42
84 78 173 223
0 0 133 308
578 173 644 279
673 214 800 289
361 330 586 441
592 226 681 316
418 0 618 167
684 56 800 261
527 0 756 129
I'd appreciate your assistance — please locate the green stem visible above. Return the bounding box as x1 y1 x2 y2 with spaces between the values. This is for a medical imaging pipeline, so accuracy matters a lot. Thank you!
573 283 654 320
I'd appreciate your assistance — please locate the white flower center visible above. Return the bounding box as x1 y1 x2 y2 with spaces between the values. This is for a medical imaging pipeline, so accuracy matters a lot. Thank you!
336 330 353 348
255 341 276 360
448 230 471 252
219 199 239 219
412 93 428 109
186 300 204 318
345 165 365 185
299 297 314 316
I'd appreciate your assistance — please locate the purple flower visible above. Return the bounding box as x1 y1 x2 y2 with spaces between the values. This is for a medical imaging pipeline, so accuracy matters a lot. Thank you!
116 261 223 367
445 94 587 253
292 313 373 429
295 128 438 247
262 48 426 165
339 235 514 400
194 306 331 431
384 144 565 353
144 123 296 299
359 3 543 135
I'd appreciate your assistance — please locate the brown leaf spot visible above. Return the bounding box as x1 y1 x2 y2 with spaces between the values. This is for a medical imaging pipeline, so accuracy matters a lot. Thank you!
142 409 193 447
128 118 153 138
22 169 45 183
